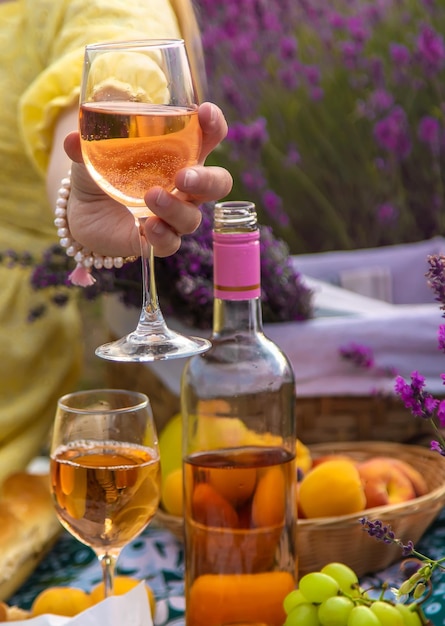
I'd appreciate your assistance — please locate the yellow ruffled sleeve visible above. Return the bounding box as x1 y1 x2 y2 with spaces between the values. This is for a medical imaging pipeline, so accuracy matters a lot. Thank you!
19 0 181 174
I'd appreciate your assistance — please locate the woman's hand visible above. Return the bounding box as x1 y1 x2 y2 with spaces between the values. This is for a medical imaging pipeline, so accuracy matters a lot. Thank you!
64 102 233 258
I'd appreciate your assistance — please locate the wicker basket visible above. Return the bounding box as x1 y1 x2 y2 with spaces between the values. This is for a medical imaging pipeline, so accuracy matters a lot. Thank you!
297 441 445 577
153 441 445 579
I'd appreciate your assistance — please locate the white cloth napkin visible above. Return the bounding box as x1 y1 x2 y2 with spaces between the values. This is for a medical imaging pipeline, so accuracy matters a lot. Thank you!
10 583 153 626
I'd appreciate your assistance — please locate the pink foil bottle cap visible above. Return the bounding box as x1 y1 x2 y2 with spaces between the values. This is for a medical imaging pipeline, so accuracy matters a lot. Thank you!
213 201 261 300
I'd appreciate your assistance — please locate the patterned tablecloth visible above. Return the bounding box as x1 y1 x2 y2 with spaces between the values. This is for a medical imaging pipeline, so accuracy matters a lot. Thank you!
9 510 445 626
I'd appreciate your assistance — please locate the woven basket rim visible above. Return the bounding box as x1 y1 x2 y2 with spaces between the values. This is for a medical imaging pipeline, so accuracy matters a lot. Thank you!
155 440 445 531
298 440 445 527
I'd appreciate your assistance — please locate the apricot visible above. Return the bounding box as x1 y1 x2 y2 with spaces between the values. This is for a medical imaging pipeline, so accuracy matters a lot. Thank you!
252 467 285 527
90 576 155 616
298 458 366 518
209 466 257 506
161 467 183 516
187 572 295 626
311 453 357 468
31 587 92 617
192 483 239 527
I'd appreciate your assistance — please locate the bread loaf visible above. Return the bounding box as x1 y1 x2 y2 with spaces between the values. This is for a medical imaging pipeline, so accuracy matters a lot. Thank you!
0 603 30 621
0 472 61 603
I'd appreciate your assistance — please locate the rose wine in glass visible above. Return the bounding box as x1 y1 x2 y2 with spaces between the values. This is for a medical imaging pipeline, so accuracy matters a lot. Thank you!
79 39 211 361
50 389 161 599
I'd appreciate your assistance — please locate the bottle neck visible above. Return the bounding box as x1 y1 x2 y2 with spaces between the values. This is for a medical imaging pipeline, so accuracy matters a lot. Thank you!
213 297 263 335
212 229 263 336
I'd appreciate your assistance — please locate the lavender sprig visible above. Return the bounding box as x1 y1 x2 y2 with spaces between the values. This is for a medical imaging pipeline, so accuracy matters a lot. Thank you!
360 517 445 601
394 371 445 456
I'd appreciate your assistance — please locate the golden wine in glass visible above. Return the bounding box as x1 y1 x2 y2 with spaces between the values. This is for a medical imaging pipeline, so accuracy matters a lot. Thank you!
79 39 211 361
50 389 160 598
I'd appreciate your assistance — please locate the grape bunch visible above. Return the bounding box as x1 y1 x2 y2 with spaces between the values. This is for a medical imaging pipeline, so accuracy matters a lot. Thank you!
284 562 424 626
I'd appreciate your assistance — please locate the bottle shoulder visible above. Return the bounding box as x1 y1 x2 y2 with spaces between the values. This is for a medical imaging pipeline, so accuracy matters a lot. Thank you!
182 332 295 386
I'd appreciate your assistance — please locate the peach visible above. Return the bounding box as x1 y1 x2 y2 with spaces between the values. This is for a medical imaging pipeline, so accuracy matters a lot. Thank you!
357 458 416 509
298 458 366 518
386 458 428 497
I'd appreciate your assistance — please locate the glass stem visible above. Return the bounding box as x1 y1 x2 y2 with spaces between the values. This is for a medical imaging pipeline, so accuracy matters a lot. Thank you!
137 216 165 328
98 551 118 598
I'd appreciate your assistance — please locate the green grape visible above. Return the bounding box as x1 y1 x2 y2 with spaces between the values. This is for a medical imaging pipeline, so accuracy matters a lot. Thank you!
284 602 321 626
299 572 340 604
318 595 354 625
284 589 309 615
320 562 360 596
347 605 382 625
370 601 404 626
394 603 423 626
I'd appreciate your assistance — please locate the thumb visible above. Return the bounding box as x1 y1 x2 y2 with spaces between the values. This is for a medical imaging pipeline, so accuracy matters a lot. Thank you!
64 131 83 163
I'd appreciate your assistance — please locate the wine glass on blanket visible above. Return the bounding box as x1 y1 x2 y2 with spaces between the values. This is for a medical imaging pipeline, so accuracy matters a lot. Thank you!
79 39 210 361
50 389 160 598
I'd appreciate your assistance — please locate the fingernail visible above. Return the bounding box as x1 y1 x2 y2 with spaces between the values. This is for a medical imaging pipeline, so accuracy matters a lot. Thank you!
183 169 199 190
208 102 217 124
151 219 168 235
155 188 170 207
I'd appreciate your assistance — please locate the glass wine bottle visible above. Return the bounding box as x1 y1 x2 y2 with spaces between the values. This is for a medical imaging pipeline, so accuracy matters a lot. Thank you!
181 200 297 626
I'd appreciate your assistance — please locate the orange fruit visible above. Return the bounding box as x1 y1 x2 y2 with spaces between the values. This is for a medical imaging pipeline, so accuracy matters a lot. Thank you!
90 576 156 616
298 458 366 518
31 587 92 617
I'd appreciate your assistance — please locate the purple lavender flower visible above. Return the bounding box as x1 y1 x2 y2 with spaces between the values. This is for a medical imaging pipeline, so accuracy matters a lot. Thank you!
389 43 410 66
426 254 445 312
418 115 442 157
416 24 445 74
368 89 394 114
438 324 445 353
373 106 412 159
376 202 398 224
339 342 375 369
195 0 445 253
395 372 445 455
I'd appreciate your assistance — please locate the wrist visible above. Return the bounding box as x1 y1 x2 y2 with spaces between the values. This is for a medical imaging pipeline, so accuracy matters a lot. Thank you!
55 173 137 287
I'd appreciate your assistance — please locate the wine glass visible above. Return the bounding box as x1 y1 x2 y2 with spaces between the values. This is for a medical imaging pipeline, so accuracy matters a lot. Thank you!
50 389 161 599
79 39 211 361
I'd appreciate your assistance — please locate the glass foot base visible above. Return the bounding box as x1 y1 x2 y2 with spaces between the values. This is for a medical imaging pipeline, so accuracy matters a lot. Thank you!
95 328 211 362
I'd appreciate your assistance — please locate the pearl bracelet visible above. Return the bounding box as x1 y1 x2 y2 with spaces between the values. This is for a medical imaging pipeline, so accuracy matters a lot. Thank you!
55 173 136 287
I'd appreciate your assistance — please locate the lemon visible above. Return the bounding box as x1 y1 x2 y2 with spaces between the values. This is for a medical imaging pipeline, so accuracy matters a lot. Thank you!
159 413 182 480
161 467 183 516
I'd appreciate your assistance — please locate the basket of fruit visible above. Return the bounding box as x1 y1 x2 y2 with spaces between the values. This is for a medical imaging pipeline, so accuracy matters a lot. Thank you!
297 440 445 578
155 435 445 579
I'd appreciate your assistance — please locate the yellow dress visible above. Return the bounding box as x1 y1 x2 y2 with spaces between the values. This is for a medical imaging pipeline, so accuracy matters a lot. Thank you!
0 0 181 481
